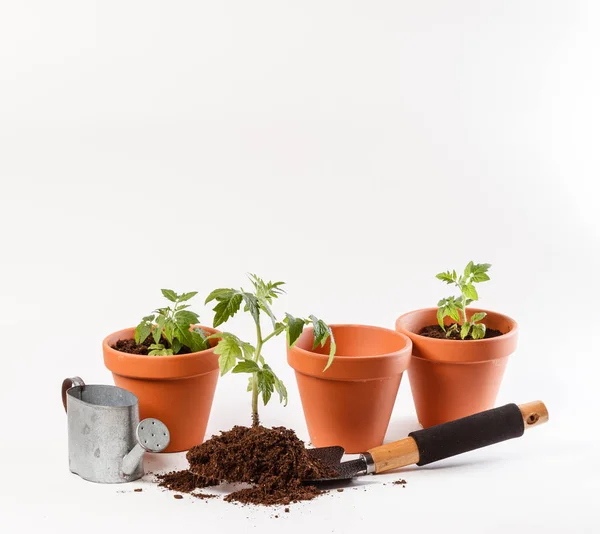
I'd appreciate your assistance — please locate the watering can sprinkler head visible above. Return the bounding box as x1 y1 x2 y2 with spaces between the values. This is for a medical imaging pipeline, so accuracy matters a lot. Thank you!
121 418 170 477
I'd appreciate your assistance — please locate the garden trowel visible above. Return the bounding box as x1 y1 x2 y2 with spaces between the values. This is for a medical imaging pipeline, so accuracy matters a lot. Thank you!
304 401 548 483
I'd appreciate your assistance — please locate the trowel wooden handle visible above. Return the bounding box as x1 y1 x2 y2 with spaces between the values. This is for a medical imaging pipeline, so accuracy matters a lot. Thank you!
367 401 548 474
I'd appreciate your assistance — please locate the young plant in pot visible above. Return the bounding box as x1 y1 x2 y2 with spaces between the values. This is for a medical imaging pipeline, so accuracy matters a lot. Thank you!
158 274 339 506
395 262 518 428
103 290 221 453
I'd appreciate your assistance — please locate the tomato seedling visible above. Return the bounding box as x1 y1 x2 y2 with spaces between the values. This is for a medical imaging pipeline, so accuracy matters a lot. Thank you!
206 274 335 426
436 262 491 339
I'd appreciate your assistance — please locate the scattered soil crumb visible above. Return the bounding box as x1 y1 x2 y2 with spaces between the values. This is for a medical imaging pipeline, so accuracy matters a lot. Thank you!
337 488 344 492
173 494 184 500
157 426 335 506
393 479 407 486
192 492 217 500
284 507 290 513
134 488 143 493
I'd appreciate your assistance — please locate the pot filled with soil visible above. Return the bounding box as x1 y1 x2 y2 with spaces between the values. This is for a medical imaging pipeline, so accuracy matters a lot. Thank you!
395 262 518 427
288 324 412 454
102 290 220 452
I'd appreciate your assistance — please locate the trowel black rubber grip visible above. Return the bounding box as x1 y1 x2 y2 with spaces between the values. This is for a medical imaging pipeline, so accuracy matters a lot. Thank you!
408 403 525 466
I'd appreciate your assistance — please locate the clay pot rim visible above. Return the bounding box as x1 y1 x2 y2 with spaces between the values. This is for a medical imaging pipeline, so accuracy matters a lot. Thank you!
395 307 518 345
292 323 412 361
288 323 411 381
409 352 510 366
103 325 220 362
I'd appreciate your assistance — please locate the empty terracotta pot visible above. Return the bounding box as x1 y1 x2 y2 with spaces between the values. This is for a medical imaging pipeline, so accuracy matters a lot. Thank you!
103 326 220 453
287 324 412 454
395 308 518 427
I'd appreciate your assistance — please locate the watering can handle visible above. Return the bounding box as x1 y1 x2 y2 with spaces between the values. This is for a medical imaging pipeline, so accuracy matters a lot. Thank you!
61 376 85 413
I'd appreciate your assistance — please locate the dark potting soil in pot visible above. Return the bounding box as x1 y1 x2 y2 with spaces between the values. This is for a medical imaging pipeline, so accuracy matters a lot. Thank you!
157 425 336 506
419 324 503 340
111 336 192 355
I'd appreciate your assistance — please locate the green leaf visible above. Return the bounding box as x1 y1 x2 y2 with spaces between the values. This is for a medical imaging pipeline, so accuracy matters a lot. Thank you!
437 307 446 329
309 315 327 349
464 261 474 278
472 263 491 274
470 312 486 323
163 320 175 344
171 338 182 354
323 331 337 372
445 303 461 323
210 332 255 375
232 359 261 374
206 288 259 327
148 343 173 356
446 323 458 338
135 321 153 345
471 263 491 283
273 373 288 407
257 366 275 405
188 327 210 352
175 310 200 327
258 298 278 328
241 292 260 325
161 289 178 302
153 316 166 344
248 274 286 304
471 323 486 340
308 315 336 371
285 313 306 347
436 271 455 284
174 322 191 346
463 284 478 301
460 322 472 339
214 340 238 376
178 291 198 302
205 288 232 304
247 376 254 392
211 291 243 327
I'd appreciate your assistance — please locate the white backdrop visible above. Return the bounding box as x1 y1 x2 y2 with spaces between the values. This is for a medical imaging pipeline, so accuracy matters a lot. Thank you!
1 1 599 532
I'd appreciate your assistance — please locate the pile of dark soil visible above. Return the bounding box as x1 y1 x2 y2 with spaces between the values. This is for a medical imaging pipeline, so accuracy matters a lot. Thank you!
158 426 336 506
111 336 192 355
419 324 503 340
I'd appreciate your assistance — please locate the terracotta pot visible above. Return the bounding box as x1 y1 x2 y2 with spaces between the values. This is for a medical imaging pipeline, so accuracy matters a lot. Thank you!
395 308 518 427
103 326 220 453
287 324 412 454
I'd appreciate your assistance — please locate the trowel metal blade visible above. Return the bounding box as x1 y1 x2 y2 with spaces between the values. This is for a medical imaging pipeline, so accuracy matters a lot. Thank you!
304 446 368 484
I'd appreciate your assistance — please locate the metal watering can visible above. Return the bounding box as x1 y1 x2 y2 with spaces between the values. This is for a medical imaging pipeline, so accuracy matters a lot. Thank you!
62 376 170 483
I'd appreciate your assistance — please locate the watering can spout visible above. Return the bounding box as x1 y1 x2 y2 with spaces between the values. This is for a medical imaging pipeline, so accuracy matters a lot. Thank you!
122 418 170 477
